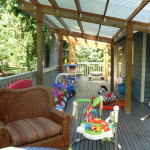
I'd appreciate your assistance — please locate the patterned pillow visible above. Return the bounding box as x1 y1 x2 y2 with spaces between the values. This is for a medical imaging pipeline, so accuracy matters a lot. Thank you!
6 117 62 146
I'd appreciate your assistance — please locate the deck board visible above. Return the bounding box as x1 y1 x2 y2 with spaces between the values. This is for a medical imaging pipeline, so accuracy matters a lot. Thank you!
64 77 150 150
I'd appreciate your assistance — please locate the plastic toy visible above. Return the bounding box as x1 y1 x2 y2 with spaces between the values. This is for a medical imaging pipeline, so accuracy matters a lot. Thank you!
97 85 125 110
98 85 118 103
71 97 121 150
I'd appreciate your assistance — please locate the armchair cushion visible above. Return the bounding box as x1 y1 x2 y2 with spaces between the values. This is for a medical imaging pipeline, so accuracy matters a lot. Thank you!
6 117 62 146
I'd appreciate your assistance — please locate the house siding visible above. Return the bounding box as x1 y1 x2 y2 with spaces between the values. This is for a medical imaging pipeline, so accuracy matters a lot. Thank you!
132 32 143 101
144 34 150 102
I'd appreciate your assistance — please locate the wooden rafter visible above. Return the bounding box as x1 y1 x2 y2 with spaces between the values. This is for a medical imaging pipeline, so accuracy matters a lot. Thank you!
48 0 60 10
18 3 150 33
74 0 85 38
112 29 124 41
56 17 71 33
74 37 78 44
50 28 112 43
77 20 85 36
26 12 53 29
97 0 109 37
126 0 149 22
84 39 88 46
43 15 59 29
112 0 149 41
74 0 82 15
30 0 39 6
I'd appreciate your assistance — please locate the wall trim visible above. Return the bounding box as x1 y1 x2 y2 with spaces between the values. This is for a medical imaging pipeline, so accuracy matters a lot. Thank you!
140 33 147 102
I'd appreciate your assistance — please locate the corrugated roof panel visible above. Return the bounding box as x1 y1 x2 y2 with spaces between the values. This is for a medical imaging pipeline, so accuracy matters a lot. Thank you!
62 18 81 32
106 0 142 19
80 0 106 15
133 3 150 23
38 0 51 6
100 25 119 38
81 22 99 35
46 15 64 28
56 0 76 10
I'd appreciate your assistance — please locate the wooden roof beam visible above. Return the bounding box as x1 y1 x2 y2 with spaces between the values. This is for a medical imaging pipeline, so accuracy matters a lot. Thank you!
43 15 59 29
74 37 79 44
97 0 109 37
18 2 150 33
126 0 149 22
112 0 149 41
112 29 124 41
50 28 112 43
56 17 71 33
84 39 89 46
74 0 82 15
48 0 60 10
30 0 40 6
77 20 85 36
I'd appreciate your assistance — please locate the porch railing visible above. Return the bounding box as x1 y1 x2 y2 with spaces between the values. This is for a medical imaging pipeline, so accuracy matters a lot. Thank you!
77 62 104 76
0 65 59 89
63 62 111 77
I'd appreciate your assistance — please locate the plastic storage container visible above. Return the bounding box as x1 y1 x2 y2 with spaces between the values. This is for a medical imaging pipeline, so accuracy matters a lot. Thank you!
118 84 125 94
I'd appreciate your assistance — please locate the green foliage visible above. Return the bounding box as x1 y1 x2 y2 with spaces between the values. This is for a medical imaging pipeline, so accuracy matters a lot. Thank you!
63 40 69 61
76 45 104 62
43 26 52 67
0 0 37 72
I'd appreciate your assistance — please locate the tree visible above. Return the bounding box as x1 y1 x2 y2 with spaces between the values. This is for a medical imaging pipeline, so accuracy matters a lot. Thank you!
76 45 104 62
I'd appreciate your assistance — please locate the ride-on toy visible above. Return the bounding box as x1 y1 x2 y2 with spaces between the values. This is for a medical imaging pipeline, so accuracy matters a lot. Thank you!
97 85 125 110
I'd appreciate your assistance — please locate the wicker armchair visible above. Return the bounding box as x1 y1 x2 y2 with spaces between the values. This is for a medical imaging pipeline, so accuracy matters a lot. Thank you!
0 86 71 150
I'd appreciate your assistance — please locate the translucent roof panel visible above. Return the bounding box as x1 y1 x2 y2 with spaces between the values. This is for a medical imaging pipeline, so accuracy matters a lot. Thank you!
38 0 51 6
81 22 99 35
80 0 106 15
106 0 143 19
56 0 76 10
133 3 150 23
46 15 64 28
24 0 30 2
99 26 120 38
62 18 81 32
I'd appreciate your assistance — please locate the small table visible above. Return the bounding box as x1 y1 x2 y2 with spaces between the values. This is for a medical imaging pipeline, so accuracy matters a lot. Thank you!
89 71 105 80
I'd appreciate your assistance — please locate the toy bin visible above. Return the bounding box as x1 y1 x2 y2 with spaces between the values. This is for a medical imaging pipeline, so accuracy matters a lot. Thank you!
118 84 125 94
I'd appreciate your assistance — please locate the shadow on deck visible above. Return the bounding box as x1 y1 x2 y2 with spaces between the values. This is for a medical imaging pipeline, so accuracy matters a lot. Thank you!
65 77 150 150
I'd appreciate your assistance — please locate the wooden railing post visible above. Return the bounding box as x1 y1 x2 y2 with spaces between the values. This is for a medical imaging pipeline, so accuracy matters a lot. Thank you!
69 42 72 64
59 35 63 73
105 46 109 81
125 21 133 113
110 42 114 92
36 6 43 85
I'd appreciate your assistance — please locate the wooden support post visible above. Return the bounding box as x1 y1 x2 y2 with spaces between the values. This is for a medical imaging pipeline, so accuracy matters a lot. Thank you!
103 48 106 76
59 35 63 73
117 47 120 78
110 42 114 92
69 42 72 64
73 44 77 64
125 21 133 113
105 47 109 81
36 6 43 85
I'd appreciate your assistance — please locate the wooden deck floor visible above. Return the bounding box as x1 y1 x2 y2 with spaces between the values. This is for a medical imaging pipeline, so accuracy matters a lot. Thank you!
64 77 150 150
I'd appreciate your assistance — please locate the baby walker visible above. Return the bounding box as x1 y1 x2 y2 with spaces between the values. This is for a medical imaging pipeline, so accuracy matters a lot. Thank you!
70 97 121 150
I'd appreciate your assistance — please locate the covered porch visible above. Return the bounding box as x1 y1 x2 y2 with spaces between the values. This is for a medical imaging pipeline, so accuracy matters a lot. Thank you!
0 0 150 149
65 77 150 150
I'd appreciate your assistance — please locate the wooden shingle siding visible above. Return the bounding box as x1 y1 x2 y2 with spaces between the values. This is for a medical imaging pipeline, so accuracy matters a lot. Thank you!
114 46 118 78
